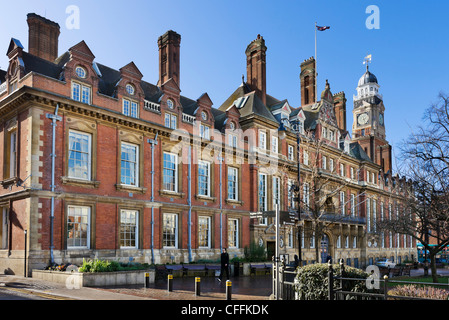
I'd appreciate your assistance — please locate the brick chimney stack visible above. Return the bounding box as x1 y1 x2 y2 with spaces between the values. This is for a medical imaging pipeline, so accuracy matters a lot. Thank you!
300 57 317 105
158 30 181 87
245 34 267 106
27 13 60 62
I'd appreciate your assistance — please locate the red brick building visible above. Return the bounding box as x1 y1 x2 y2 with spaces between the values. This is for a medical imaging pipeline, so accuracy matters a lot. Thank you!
0 14 415 275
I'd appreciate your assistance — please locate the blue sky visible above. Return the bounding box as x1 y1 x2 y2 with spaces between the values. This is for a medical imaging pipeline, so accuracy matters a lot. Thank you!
1 0 448 169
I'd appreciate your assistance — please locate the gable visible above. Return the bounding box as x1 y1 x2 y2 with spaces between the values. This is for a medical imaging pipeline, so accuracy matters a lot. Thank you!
197 92 213 107
120 61 143 80
319 101 338 127
161 77 181 93
69 40 95 62
296 109 306 121
7 38 24 57
281 102 291 113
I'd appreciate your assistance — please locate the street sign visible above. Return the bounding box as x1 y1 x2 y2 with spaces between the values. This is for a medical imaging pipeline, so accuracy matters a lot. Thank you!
280 211 297 226
251 210 298 225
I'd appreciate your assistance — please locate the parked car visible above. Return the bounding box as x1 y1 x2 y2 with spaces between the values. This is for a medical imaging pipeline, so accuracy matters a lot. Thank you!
376 259 396 268
436 257 447 264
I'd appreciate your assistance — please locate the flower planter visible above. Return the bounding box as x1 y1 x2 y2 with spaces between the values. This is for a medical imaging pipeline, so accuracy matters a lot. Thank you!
32 269 155 288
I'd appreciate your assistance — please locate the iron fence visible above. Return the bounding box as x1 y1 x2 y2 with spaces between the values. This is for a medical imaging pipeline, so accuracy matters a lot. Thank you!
273 260 449 300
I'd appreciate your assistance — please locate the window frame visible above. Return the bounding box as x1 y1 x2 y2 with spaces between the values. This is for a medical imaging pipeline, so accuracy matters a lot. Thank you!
258 173 268 219
227 167 238 201
198 216 211 248
120 141 139 187
198 160 211 197
68 129 92 181
123 98 139 118
200 124 210 140
165 112 177 129
259 131 267 150
67 205 91 250
119 209 139 249
75 66 87 79
163 213 178 249
288 145 294 161
272 176 281 210
228 218 239 248
71 81 91 105
271 135 278 154
162 152 178 192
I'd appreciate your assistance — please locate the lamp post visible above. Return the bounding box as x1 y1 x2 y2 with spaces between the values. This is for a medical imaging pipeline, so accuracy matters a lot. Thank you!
279 119 302 266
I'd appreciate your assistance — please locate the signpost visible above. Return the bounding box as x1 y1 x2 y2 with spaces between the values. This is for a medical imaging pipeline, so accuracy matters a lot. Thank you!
251 207 299 300
250 210 297 225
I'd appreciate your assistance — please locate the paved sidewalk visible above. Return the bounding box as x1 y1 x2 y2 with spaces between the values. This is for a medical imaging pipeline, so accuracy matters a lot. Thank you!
97 275 273 300
1 267 447 300
0 274 151 300
0 273 272 300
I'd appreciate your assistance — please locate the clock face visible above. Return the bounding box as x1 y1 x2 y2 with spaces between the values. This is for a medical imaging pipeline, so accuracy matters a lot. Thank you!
379 113 384 126
201 111 208 121
358 113 369 125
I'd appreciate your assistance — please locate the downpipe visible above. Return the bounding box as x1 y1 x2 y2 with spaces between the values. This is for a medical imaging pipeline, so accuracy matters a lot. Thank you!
46 104 61 266
188 145 192 262
148 133 158 265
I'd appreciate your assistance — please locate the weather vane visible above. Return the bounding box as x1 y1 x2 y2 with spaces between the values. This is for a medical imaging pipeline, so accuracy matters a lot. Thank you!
363 54 372 70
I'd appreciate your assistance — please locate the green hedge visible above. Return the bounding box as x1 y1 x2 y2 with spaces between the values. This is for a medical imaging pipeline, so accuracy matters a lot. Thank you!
295 263 373 300
78 259 150 273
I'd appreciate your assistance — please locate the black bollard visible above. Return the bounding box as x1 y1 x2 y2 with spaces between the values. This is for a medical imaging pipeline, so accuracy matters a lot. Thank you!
195 277 201 296
168 274 173 292
226 280 232 300
145 272 150 288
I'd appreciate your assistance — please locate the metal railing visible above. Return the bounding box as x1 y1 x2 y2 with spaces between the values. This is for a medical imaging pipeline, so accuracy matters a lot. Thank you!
330 260 449 301
274 260 449 300
272 263 297 300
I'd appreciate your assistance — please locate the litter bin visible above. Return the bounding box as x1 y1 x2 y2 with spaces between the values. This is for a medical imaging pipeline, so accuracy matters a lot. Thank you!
234 262 240 277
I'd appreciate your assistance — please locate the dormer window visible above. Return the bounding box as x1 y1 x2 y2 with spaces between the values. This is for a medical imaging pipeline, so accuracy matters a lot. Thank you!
123 98 139 118
329 130 335 141
322 127 327 139
75 66 86 79
126 84 135 95
72 82 91 105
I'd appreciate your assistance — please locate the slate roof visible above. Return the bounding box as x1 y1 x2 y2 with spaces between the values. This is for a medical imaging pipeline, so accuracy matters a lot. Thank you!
21 51 64 80
7 43 378 166
218 82 279 124
349 142 372 162
0 69 6 83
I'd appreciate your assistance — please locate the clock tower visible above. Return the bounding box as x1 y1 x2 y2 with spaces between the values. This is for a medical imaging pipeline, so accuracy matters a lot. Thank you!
352 63 392 173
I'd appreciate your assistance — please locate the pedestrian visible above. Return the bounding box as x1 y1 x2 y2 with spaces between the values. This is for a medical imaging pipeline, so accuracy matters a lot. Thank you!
218 248 229 282
293 254 300 268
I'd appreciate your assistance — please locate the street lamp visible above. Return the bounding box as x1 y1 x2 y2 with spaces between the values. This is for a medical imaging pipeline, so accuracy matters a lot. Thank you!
279 119 302 266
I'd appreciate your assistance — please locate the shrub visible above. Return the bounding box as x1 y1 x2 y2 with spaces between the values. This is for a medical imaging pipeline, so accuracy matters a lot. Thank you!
295 263 374 300
388 285 449 300
243 241 269 262
78 259 149 273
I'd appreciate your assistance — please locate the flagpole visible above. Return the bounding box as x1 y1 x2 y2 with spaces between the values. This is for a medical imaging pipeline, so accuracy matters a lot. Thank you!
315 22 317 103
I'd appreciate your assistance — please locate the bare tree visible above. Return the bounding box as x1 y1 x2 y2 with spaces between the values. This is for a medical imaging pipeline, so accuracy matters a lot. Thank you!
378 93 449 283
298 130 359 263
